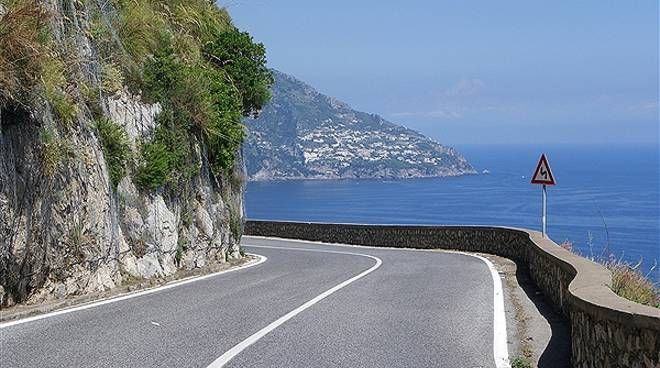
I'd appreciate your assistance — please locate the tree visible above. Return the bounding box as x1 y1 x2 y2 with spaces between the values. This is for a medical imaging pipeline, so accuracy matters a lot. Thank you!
205 29 273 117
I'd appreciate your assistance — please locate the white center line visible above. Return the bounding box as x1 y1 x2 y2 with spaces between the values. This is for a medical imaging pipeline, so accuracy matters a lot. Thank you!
243 236 511 368
206 244 383 368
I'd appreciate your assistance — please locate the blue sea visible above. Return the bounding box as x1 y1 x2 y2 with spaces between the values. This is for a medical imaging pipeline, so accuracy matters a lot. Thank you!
246 144 660 282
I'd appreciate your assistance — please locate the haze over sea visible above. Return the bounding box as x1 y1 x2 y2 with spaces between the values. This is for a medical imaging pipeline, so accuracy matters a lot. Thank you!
246 144 659 282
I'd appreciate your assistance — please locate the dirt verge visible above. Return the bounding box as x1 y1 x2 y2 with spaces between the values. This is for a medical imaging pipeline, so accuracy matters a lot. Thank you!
0 255 256 323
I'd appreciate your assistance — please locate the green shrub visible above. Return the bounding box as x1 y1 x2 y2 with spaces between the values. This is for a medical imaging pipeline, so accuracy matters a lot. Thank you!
97 118 132 187
511 357 532 368
134 112 196 191
112 0 271 187
204 29 273 117
80 81 103 119
135 139 170 191
141 47 186 104
201 66 244 174
142 48 245 176
113 0 232 70
114 0 166 62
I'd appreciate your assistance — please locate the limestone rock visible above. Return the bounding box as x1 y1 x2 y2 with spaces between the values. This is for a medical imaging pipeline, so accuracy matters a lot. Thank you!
0 0 245 307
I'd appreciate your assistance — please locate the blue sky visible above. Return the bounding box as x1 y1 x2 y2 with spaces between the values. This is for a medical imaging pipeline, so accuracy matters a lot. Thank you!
226 1 658 145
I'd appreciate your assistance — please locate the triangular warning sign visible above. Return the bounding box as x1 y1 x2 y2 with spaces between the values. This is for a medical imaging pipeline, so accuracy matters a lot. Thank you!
531 154 556 185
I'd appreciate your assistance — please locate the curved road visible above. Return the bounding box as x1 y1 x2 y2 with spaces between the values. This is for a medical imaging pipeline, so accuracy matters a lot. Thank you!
1 237 505 367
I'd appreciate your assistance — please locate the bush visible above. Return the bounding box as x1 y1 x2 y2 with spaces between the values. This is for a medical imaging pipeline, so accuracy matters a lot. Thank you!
201 66 244 174
113 0 232 69
0 0 77 124
142 47 245 175
112 0 271 187
511 357 532 368
97 118 132 187
114 0 166 62
134 139 170 190
134 112 196 191
204 30 273 117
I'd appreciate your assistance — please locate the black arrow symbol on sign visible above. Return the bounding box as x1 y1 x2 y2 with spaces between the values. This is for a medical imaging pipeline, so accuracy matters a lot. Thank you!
540 167 548 179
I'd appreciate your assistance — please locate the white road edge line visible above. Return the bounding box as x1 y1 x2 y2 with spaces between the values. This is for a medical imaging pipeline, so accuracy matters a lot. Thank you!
243 236 511 368
465 253 511 368
0 254 268 329
206 244 382 368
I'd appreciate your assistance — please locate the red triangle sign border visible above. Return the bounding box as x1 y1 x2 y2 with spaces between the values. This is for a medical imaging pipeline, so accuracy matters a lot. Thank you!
531 154 556 185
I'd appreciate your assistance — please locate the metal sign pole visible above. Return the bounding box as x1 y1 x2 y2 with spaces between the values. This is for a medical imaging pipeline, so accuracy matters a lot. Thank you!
542 184 547 237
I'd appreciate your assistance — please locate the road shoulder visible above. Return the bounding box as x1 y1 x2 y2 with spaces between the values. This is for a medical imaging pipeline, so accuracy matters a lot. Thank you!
485 254 571 367
0 255 259 324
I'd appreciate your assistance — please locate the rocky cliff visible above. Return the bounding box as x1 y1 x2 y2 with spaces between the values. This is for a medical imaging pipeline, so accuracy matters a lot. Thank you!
0 0 272 306
245 70 476 180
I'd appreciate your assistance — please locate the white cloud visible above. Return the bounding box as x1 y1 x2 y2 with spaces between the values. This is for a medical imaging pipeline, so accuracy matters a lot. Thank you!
626 100 659 113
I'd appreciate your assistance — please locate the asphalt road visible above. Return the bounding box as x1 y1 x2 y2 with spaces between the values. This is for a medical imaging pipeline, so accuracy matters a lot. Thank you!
1 237 502 368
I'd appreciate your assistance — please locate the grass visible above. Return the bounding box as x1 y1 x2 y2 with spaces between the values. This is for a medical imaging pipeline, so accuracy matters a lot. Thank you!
0 0 51 105
607 260 659 308
40 127 70 177
560 239 659 308
4 0 271 193
0 0 77 125
100 62 124 95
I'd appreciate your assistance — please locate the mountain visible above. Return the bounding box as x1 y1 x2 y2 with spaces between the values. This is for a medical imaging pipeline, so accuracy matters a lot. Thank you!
244 70 476 181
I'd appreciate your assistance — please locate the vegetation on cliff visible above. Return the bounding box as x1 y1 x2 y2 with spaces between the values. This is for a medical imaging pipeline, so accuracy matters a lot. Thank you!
0 0 272 190
0 0 272 305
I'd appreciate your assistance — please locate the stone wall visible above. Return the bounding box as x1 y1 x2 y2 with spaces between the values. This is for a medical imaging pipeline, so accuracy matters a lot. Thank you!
245 220 660 368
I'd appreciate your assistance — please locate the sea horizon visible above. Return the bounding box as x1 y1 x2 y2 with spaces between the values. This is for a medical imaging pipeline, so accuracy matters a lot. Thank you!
246 143 660 282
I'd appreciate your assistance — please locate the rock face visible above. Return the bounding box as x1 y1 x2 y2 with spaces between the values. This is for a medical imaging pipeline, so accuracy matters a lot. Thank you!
245 70 476 181
0 0 245 306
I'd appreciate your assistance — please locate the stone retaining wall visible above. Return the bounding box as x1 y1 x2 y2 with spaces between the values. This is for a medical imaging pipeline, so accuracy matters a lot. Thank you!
245 220 660 368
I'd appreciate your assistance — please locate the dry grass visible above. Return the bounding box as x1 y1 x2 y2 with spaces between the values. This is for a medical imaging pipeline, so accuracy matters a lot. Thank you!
561 238 658 308
606 260 659 308
40 127 70 177
0 0 51 105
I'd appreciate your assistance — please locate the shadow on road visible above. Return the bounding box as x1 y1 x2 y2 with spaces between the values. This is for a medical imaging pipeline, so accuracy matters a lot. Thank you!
515 262 572 368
